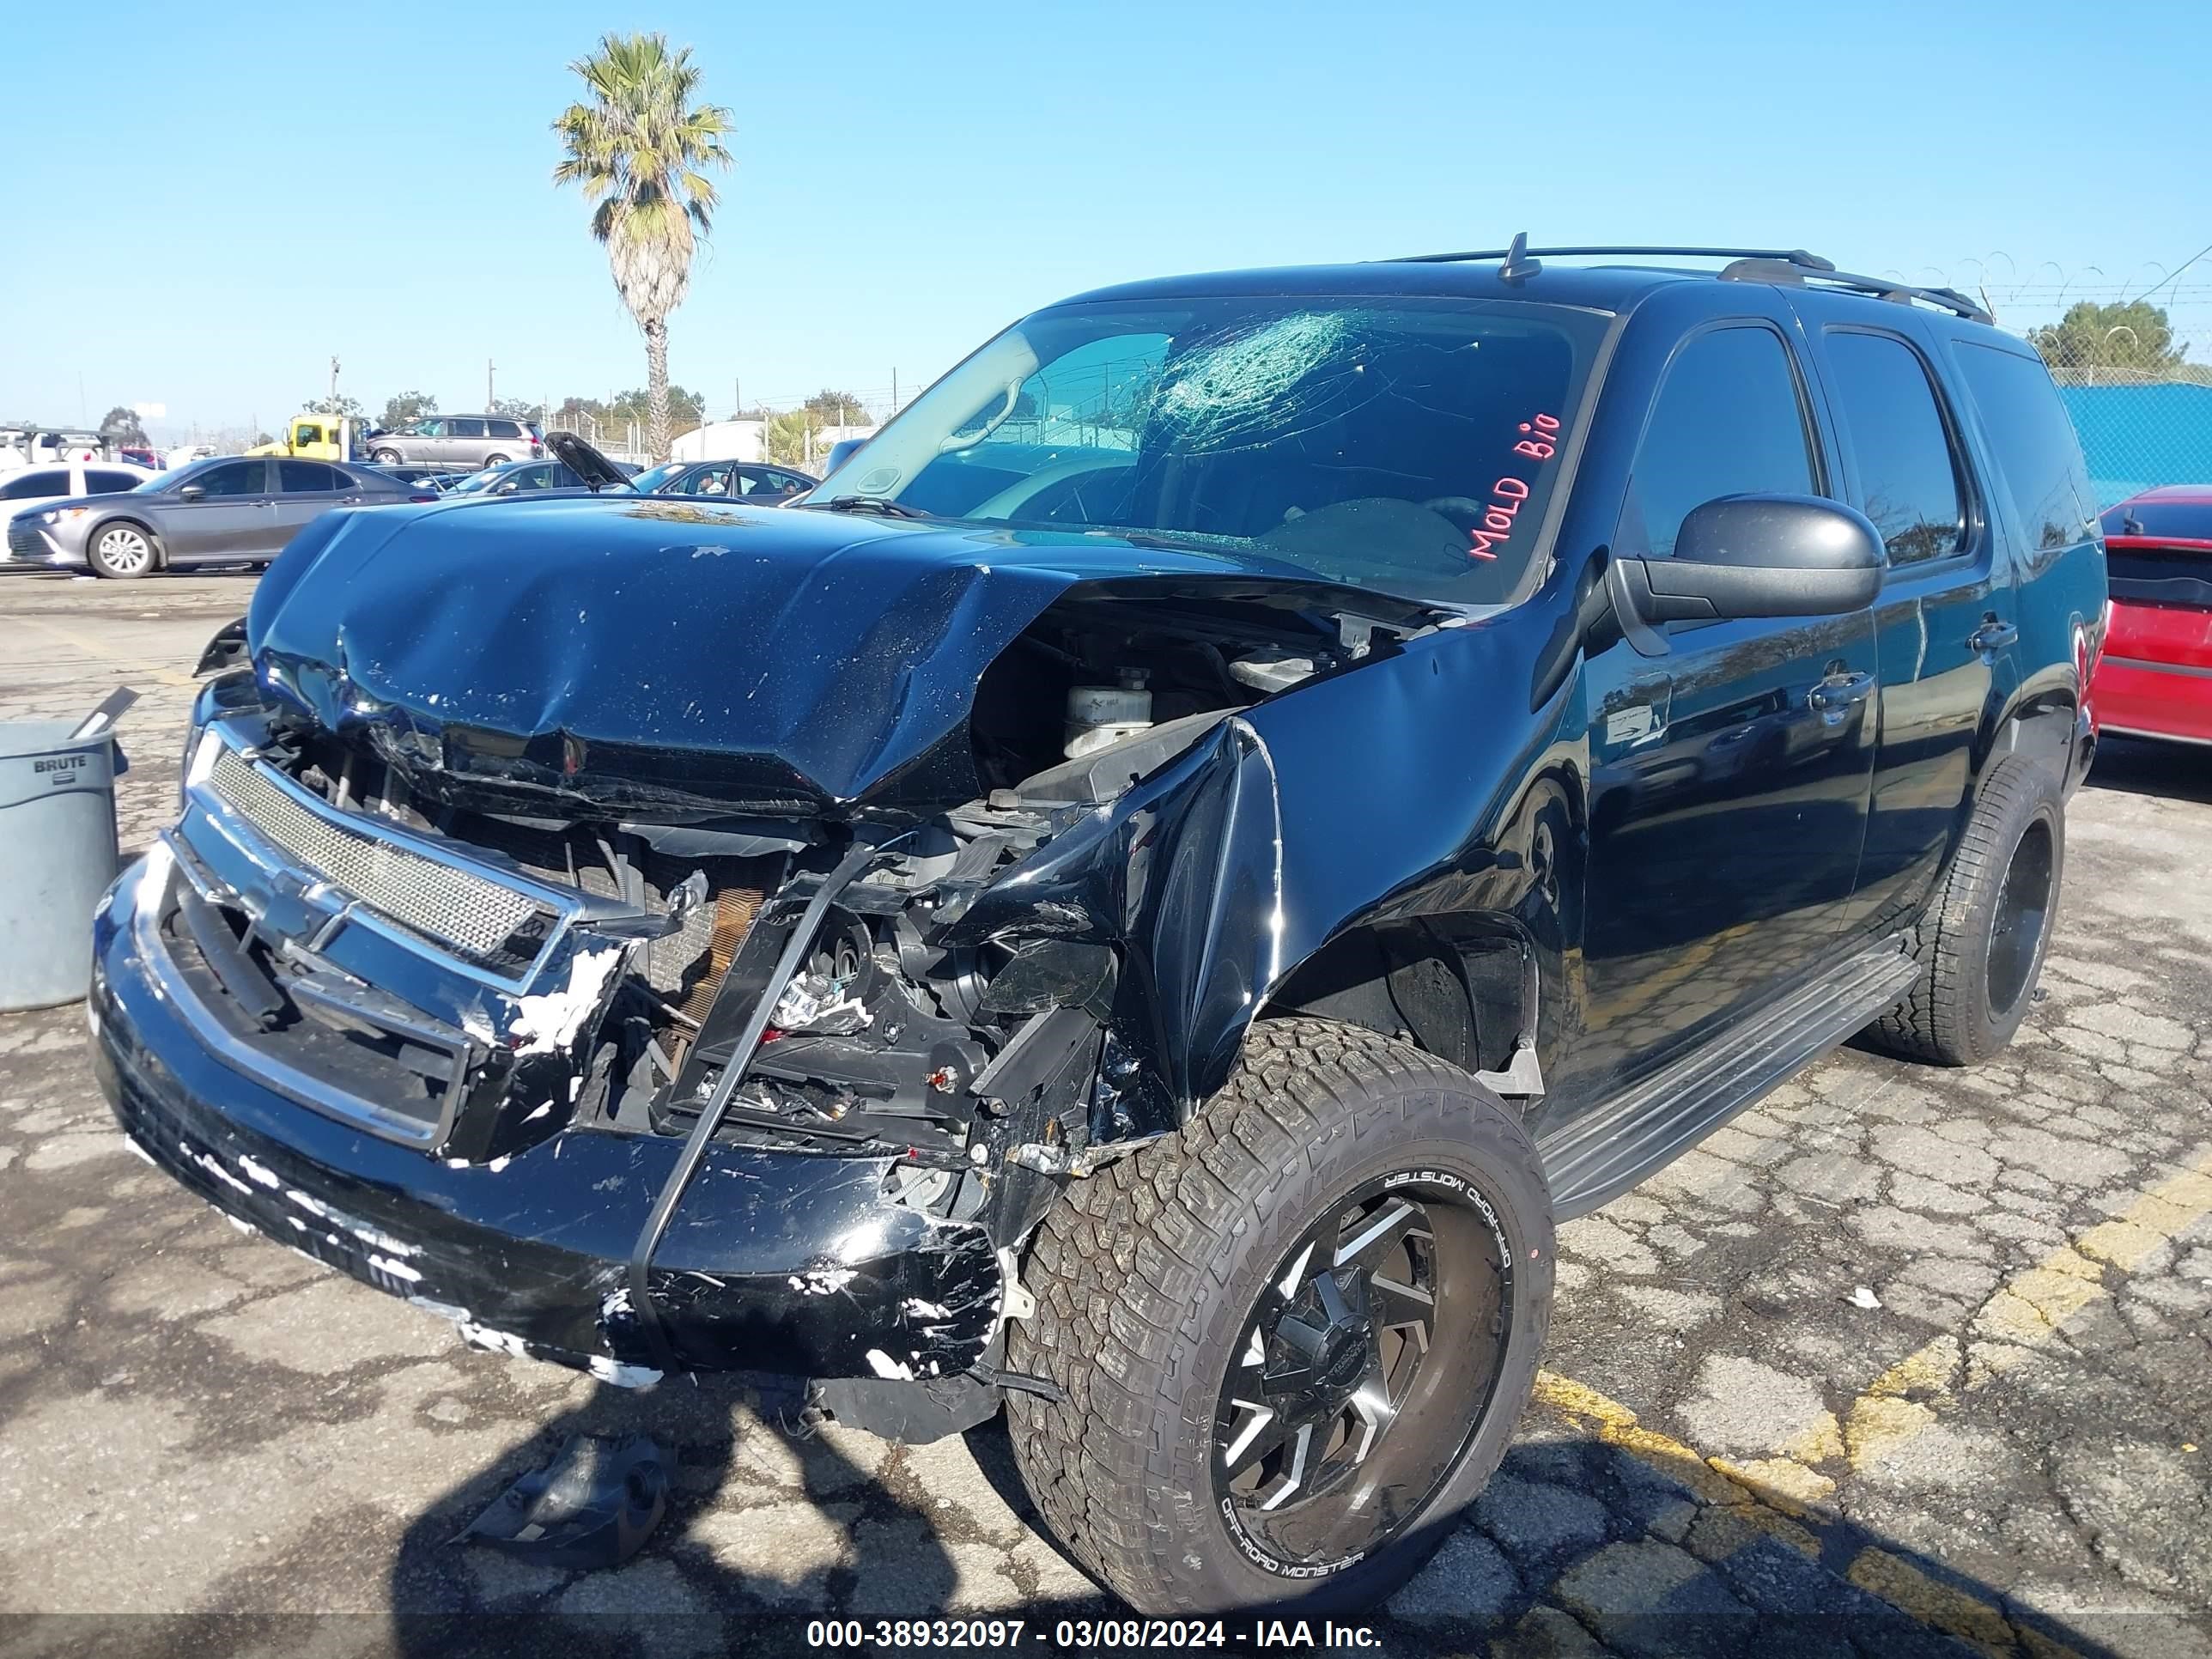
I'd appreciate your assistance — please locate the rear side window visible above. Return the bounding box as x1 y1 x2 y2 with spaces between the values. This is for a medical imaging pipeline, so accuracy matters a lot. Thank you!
1954 344 2094 551
1823 331 1967 566
0 469 67 499
1622 325 1817 559
278 460 342 492
87 469 142 493
489 420 521 438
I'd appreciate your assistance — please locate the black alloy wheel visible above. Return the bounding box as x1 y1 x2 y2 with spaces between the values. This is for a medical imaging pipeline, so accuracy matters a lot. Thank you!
1986 817 2056 1018
1214 1176 1510 1574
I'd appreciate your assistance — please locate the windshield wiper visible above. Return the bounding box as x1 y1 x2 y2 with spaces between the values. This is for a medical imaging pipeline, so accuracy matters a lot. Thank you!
812 495 933 520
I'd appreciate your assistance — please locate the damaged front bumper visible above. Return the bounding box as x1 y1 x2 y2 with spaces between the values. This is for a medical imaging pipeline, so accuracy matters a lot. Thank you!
90 852 1004 1383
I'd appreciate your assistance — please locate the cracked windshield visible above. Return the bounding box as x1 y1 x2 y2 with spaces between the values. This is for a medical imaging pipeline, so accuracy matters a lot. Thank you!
809 295 1608 605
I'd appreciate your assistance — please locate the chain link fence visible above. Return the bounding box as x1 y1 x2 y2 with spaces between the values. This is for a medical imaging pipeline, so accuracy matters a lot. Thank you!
1942 270 2212 507
2034 349 2212 509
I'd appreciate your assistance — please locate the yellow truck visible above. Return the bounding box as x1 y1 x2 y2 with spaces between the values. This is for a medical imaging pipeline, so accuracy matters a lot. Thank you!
247 414 361 461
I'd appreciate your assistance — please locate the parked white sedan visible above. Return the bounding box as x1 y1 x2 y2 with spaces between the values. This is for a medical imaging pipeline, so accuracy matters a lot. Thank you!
0 460 161 568
0 459 159 510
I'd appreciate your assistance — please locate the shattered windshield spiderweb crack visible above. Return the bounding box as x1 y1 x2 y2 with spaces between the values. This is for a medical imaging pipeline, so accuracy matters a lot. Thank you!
1146 311 1370 453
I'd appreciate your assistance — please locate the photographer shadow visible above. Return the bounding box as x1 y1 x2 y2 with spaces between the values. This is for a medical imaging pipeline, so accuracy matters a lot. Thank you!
384 1374 1114 1658
380 1376 2129 1659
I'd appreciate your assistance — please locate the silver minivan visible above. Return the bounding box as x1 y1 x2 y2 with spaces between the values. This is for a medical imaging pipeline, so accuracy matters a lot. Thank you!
368 416 544 470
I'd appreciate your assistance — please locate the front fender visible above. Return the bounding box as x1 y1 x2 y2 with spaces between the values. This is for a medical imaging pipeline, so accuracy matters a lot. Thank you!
950 605 1575 1129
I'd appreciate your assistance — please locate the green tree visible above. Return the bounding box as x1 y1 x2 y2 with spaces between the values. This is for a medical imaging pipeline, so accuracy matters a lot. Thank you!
489 396 543 421
310 392 366 420
608 384 706 428
551 32 734 463
98 405 148 446
757 389 872 465
2027 300 2185 374
380 390 437 431
803 389 869 425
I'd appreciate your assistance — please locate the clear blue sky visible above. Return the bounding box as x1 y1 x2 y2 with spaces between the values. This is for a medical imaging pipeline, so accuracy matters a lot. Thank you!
3 0 2207 438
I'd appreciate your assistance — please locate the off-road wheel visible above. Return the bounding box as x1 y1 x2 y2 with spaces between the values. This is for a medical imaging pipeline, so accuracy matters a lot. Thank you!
1864 758 2064 1066
372 448 404 465
88 522 156 579
1006 1018 1553 1613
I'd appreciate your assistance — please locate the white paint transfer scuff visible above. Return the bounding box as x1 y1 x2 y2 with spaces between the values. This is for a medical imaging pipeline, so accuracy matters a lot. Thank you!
587 1356 663 1389
789 1267 859 1296
456 1319 531 1359
509 946 624 1057
865 1349 915 1381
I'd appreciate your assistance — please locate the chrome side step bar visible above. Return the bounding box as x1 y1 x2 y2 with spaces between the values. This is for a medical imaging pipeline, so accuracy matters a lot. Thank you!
1538 938 1919 1220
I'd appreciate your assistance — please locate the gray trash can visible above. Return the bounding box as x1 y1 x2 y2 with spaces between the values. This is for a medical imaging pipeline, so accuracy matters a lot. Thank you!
0 719 125 1012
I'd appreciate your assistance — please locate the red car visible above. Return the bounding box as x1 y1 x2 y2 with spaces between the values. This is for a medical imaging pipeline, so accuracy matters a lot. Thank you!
2094 486 2212 746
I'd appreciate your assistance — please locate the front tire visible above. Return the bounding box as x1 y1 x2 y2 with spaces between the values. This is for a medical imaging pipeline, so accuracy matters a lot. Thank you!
1864 757 2064 1066
1006 1018 1553 1613
88 522 155 580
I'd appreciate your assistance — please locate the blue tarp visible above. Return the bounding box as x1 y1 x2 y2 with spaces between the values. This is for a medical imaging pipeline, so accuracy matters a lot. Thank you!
2056 383 2212 507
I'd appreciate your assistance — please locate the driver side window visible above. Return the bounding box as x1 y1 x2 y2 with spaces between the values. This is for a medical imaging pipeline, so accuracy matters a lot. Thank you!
1621 326 1818 559
191 462 264 497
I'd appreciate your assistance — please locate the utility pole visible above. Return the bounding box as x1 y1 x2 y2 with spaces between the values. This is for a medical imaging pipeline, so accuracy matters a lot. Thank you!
487 358 495 410
328 356 339 408
891 368 899 412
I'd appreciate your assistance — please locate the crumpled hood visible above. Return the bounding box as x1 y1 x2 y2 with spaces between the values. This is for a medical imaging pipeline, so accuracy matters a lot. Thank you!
246 495 1437 817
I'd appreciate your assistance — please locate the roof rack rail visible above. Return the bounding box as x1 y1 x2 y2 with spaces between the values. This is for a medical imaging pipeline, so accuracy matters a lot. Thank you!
1386 244 1838 271
1382 240 1994 325
1784 269 1992 325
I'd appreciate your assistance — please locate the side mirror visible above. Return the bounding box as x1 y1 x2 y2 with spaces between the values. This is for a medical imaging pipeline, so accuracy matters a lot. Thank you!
1614 494 1882 623
178 484 205 502
824 438 866 474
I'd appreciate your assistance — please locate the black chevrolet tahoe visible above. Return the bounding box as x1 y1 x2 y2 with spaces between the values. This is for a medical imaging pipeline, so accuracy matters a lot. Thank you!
91 240 2108 1613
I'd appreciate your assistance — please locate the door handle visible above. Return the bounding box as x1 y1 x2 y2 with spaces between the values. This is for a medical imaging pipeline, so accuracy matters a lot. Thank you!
1969 620 2019 654
1808 671 1876 715
340 496 362 505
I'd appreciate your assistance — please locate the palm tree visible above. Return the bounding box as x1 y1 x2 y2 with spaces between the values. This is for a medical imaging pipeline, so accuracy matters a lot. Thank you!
551 33 733 463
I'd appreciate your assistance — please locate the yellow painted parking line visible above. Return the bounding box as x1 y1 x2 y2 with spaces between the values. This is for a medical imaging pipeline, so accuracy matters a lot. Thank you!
1532 1370 2073 1656
14 615 197 687
1844 1149 2212 1471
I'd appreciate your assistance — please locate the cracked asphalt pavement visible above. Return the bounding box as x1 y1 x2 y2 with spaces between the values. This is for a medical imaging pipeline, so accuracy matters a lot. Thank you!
2 574 2208 1657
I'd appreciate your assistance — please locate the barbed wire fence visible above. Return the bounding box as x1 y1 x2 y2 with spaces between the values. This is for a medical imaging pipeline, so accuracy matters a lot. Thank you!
539 383 920 466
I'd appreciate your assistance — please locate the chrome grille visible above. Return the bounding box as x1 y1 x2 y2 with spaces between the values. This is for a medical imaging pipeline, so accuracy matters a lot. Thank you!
209 748 556 966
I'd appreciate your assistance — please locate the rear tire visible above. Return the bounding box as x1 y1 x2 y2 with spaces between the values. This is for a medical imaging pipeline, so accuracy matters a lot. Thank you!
373 448 403 465
1863 758 2064 1066
88 522 155 580
1006 1018 1553 1613
483 453 509 467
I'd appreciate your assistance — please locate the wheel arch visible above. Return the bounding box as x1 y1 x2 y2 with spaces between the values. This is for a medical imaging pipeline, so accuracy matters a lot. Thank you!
87 514 167 571
1988 690 2080 793
1258 913 1547 1101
